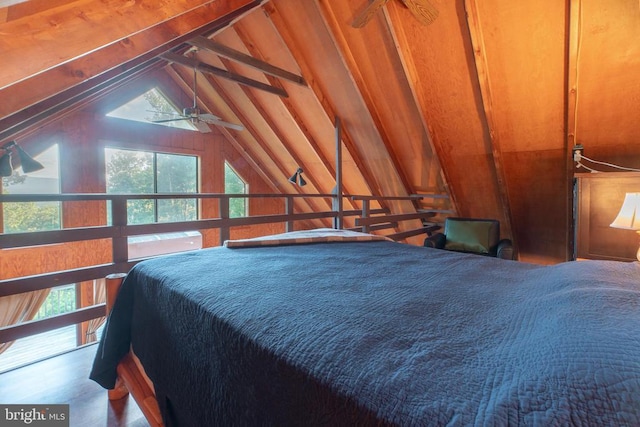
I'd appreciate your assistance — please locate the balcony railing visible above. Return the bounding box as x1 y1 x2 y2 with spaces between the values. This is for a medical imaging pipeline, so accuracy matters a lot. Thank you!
0 192 445 348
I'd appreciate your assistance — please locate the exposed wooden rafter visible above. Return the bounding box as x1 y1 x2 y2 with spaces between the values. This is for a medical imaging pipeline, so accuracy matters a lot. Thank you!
163 65 278 194
314 0 425 242
264 1 378 199
229 25 361 212
464 0 514 238
160 51 288 98
197 70 333 226
187 36 307 86
0 0 263 140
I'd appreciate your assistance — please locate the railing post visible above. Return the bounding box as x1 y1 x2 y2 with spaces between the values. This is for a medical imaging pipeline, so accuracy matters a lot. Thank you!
333 116 343 229
111 196 128 263
286 196 294 232
361 199 370 233
219 196 230 245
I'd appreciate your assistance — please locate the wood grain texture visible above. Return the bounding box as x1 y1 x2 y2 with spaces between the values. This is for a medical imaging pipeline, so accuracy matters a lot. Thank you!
0 0 252 89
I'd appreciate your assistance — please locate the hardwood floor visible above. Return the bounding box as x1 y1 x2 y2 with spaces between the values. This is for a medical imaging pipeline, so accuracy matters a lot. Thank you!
0 344 148 427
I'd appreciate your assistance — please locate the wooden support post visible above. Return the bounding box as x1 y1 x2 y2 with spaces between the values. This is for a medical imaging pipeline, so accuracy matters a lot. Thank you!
333 116 343 229
219 196 230 246
286 196 295 232
111 197 129 263
361 200 370 234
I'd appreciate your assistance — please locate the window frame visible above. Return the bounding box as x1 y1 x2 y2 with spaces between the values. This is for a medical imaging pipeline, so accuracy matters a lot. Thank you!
224 161 249 218
104 147 200 224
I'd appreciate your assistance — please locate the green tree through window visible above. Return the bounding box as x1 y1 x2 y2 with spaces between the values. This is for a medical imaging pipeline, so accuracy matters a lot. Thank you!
105 148 198 224
225 162 247 218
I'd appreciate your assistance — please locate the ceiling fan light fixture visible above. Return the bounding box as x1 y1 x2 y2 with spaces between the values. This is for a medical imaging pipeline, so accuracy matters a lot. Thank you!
149 62 243 133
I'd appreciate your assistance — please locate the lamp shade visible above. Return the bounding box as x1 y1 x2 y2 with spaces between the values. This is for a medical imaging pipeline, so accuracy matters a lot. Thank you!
288 167 306 186
15 145 44 173
610 192 640 230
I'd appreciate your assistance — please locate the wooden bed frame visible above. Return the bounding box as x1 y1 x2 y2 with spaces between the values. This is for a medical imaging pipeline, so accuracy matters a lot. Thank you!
105 273 163 427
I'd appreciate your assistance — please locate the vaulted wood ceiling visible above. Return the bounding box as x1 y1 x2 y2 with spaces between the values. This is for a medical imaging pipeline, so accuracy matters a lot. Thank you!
1 0 639 263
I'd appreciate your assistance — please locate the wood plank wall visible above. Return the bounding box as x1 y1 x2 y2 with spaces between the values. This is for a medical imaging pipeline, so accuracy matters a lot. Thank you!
1 106 285 281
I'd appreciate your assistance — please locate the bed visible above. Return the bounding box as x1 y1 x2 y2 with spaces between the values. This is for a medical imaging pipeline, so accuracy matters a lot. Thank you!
90 228 640 426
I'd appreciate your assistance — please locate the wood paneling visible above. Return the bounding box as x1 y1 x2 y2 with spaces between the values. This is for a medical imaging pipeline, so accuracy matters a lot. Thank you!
2 94 284 280
464 0 568 262
3 0 640 261
573 0 640 150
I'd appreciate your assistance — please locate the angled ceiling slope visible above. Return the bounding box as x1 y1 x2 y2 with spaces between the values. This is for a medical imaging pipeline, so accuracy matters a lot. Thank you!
0 0 453 246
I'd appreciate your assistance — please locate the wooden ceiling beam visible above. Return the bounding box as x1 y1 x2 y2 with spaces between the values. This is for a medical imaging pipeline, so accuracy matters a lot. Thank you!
187 36 307 86
198 70 332 221
317 0 415 200
203 71 330 227
164 65 278 194
0 59 163 143
230 25 361 212
169 62 329 224
0 0 256 90
380 4 455 212
463 0 514 238
264 2 378 201
217 54 360 214
160 51 288 97
0 0 261 139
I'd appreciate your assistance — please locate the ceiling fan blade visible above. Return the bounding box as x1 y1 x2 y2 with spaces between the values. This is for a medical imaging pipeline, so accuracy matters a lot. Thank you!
200 117 244 131
400 0 438 25
151 117 189 123
193 120 212 134
352 0 390 28
199 113 223 121
147 110 174 115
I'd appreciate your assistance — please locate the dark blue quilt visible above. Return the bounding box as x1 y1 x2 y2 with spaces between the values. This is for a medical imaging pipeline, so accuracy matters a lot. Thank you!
90 240 640 426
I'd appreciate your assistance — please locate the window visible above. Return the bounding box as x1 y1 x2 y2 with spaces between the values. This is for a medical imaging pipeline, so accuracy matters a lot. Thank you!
225 162 248 218
1 144 61 233
105 148 198 225
106 87 198 132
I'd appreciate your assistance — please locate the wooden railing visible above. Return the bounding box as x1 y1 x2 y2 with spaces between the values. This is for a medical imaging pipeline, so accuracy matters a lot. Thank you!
0 192 443 345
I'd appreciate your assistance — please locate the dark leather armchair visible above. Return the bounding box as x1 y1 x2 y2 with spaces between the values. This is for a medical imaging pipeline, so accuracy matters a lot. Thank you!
424 217 515 260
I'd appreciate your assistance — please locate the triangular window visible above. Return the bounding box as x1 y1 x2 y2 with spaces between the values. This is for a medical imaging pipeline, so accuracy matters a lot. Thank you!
106 87 197 131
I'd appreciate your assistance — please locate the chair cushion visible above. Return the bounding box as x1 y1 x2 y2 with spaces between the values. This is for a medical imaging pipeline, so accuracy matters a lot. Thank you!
443 218 498 255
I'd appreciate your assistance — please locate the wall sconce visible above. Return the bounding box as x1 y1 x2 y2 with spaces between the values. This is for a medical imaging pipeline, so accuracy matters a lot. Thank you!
288 167 307 186
0 141 45 177
610 192 640 261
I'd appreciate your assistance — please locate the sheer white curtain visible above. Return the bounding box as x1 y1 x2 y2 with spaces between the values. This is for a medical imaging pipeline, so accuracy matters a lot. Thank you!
0 290 50 354
85 279 106 343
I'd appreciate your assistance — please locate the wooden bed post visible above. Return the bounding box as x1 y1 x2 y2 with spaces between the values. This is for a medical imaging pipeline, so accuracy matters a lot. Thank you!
105 273 127 316
104 272 164 427
105 273 129 402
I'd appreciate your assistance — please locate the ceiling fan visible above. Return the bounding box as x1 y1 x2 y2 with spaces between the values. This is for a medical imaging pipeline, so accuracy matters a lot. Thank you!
150 61 244 133
352 0 438 28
